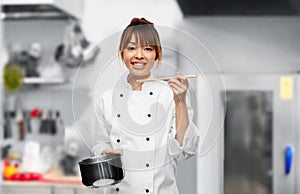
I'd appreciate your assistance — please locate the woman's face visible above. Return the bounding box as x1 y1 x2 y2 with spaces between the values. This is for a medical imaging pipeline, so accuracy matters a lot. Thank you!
122 35 157 79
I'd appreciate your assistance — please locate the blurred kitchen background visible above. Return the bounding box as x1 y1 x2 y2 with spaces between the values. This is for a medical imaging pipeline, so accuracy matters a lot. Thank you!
0 0 300 194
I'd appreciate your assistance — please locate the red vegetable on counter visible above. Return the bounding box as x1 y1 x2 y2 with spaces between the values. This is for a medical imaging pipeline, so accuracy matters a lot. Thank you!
9 172 42 181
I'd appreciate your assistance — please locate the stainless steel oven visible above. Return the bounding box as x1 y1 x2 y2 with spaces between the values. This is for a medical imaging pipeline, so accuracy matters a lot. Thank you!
197 74 298 194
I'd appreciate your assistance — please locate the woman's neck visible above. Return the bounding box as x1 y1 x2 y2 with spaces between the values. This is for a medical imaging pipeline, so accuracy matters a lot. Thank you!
127 74 150 91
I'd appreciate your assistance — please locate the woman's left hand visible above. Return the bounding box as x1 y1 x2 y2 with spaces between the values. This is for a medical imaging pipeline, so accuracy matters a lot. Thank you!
168 72 189 103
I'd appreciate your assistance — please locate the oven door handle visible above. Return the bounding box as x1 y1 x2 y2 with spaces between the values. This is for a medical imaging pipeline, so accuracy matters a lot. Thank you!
285 146 294 175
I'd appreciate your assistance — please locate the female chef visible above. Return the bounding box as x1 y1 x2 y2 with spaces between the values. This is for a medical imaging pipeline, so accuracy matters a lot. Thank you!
92 18 200 194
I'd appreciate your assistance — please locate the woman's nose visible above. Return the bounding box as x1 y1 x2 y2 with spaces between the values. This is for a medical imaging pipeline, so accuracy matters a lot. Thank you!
135 47 144 59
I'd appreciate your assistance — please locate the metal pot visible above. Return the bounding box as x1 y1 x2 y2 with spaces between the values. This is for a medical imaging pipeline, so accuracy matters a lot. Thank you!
78 154 124 188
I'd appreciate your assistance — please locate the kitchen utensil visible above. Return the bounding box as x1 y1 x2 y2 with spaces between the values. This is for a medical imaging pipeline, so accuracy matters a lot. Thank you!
136 74 197 83
24 111 32 133
15 96 25 140
4 111 12 138
78 154 124 188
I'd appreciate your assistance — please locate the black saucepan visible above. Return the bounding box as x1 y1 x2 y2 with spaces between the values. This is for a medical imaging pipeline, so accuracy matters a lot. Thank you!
78 154 124 188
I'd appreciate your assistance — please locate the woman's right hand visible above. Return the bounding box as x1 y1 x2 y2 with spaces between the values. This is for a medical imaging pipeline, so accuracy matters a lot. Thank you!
102 149 123 155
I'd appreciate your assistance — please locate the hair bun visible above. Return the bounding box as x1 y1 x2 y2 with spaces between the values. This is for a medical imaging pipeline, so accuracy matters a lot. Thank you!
130 17 153 26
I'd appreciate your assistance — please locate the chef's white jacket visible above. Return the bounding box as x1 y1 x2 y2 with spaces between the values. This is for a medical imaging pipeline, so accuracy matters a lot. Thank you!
92 74 200 194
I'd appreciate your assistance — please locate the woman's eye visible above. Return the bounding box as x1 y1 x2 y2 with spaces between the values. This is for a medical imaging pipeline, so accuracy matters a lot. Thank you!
127 46 135 51
144 47 153 51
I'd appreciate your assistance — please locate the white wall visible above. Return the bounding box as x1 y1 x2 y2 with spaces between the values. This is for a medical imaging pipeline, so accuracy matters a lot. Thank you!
177 17 300 74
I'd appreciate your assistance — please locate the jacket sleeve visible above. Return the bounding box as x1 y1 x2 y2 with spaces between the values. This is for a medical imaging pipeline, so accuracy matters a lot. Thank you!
167 91 200 160
91 95 113 156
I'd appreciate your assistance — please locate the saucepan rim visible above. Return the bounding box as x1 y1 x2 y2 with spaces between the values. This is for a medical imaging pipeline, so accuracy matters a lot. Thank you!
78 154 122 165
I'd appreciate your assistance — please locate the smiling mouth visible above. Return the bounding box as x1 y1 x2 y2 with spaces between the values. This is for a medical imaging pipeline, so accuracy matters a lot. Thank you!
132 62 146 69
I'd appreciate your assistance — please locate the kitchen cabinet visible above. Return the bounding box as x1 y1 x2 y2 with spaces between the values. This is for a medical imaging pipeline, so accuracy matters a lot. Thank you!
53 186 75 194
2 182 52 194
52 185 100 194
1 182 102 194
74 188 101 194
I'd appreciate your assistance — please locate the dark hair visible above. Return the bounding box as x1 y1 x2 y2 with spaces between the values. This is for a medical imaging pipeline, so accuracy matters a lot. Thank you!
119 18 162 65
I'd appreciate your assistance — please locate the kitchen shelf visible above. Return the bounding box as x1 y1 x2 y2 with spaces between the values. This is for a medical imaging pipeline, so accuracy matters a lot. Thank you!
23 77 65 84
0 138 14 147
2 0 83 20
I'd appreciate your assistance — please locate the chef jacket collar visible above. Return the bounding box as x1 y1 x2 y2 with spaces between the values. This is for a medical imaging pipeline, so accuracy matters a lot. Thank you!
124 73 154 91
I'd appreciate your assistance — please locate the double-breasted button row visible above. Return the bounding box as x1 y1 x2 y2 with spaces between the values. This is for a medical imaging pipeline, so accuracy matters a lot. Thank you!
117 91 154 120
147 92 153 121
116 137 150 143
116 187 150 193
119 91 153 97
116 113 151 118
